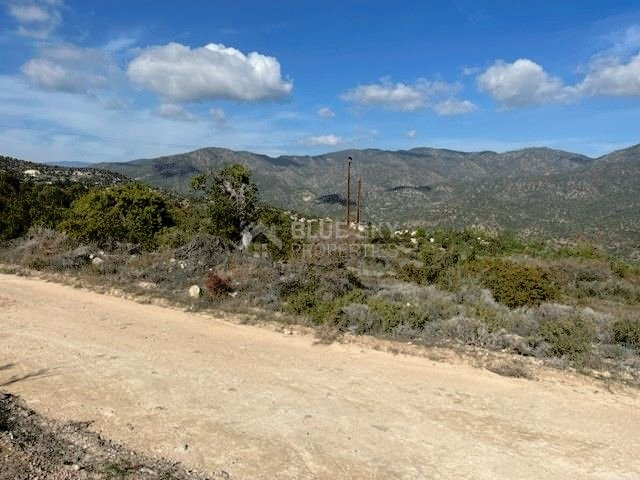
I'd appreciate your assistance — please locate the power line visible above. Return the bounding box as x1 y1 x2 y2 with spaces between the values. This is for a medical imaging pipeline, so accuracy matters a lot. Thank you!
0 123 206 150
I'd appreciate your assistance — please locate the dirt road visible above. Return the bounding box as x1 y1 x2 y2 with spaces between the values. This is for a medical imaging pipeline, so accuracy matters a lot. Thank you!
1 274 639 479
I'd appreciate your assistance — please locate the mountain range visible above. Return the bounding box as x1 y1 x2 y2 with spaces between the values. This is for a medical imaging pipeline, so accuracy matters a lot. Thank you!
3 143 638 256
92 144 639 254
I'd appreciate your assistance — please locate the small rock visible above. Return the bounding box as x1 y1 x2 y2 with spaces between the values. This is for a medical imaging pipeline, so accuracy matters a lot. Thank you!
72 246 91 258
137 281 156 290
92 257 104 266
229 291 239 298
188 285 201 298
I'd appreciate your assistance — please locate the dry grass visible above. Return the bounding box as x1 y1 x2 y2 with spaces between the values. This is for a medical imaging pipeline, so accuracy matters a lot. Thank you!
2 228 639 386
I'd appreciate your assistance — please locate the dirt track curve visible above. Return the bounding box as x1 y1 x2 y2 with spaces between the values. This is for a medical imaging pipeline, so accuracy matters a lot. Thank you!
1 274 639 479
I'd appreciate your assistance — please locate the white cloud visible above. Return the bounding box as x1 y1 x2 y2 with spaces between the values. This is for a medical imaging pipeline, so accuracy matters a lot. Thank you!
9 4 50 22
304 134 343 146
476 58 576 108
210 107 227 127
21 44 119 94
477 53 640 108
601 24 640 58
7 1 62 39
103 97 130 111
462 66 480 76
578 54 640 96
341 77 473 114
0 75 307 164
127 42 293 103
341 79 427 111
434 99 477 115
405 130 417 139
317 107 335 118
155 103 197 122
104 36 138 54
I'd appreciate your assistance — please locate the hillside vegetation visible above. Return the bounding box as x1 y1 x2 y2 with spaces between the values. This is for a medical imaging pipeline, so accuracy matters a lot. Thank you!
93 144 640 256
1 161 639 384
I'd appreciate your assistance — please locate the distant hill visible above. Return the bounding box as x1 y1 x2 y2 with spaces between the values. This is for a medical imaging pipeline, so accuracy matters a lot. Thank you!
93 144 639 254
0 155 127 186
7 143 638 254
44 160 92 168
94 145 593 209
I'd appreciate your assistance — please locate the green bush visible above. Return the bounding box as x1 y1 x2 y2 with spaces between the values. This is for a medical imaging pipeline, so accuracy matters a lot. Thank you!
613 318 640 350
418 244 464 284
547 243 605 260
610 260 640 280
539 315 595 362
29 182 89 229
191 164 258 241
256 204 298 260
412 229 515 287
473 259 557 308
283 288 367 325
0 171 31 240
467 302 512 332
0 172 89 241
368 298 428 332
397 262 426 284
60 183 175 250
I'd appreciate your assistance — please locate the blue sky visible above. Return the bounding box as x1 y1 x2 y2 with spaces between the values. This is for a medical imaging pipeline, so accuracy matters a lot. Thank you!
1 0 640 163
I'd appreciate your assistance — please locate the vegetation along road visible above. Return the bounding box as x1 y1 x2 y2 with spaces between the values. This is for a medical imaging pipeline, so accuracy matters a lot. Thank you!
1 274 639 479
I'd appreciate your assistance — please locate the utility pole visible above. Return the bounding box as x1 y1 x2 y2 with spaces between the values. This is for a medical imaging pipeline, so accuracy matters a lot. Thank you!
356 178 362 224
346 156 352 227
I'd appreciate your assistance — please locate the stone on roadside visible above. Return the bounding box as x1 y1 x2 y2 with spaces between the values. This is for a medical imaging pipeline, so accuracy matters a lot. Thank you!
91 257 104 266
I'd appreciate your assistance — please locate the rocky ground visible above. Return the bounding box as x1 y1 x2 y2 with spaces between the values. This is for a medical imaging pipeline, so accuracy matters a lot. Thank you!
0 391 230 480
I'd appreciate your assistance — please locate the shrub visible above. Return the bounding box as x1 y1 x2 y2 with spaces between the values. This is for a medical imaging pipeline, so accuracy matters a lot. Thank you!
191 164 258 241
610 260 640 279
283 288 368 326
29 182 89 229
539 315 596 362
548 243 605 260
613 318 640 351
283 290 335 325
293 257 363 301
60 183 175 250
204 272 232 297
397 262 426 284
487 360 534 379
0 172 90 241
256 205 299 260
467 302 512 332
472 259 557 308
367 298 428 332
174 234 232 269
419 244 464 283
341 303 381 334
0 173 33 240
422 316 496 347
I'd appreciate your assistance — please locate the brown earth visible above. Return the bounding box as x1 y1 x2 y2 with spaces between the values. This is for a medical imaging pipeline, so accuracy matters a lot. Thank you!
1 273 639 479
